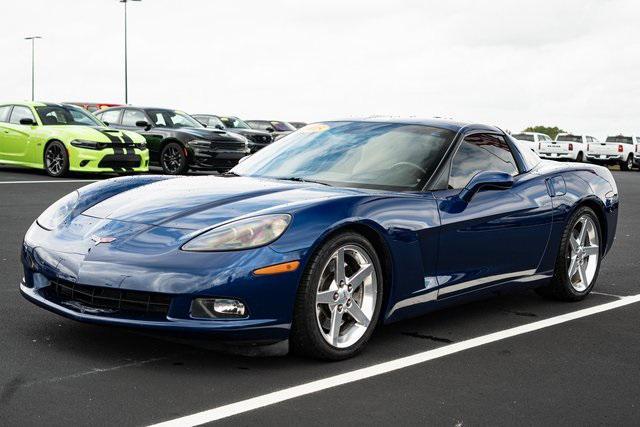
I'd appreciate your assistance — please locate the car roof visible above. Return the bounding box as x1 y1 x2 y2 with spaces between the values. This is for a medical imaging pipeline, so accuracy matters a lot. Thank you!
322 117 499 133
1 101 70 108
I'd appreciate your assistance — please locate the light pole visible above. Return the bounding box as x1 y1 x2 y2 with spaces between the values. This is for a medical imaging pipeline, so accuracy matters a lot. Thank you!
120 0 141 104
24 36 42 101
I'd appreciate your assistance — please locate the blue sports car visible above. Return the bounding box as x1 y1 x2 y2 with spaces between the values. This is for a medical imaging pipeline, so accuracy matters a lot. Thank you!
20 119 619 360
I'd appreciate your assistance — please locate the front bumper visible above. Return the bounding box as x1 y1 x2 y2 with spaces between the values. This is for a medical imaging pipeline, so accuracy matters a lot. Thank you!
190 148 250 171
20 220 302 343
69 146 149 173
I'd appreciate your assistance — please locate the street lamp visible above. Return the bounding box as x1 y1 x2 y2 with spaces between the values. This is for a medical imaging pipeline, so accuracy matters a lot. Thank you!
24 36 42 101
120 0 141 104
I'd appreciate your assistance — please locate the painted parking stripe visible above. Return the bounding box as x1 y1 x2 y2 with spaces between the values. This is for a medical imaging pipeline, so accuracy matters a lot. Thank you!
149 294 640 427
0 179 98 185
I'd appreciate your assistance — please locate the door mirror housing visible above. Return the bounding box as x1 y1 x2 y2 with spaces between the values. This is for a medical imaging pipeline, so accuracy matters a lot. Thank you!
215 124 224 130
265 127 275 133
19 118 36 126
458 171 514 203
136 120 152 131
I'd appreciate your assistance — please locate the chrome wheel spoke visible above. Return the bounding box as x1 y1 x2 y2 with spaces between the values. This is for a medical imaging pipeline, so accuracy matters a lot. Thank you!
317 289 337 305
347 263 372 292
583 244 599 257
568 255 579 277
569 236 580 253
577 218 588 245
334 248 346 285
328 305 343 346
578 264 589 289
347 301 370 327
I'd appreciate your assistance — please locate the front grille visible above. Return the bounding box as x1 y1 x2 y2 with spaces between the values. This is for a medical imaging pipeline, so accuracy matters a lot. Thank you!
45 281 171 320
248 134 272 144
98 154 142 169
211 142 247 151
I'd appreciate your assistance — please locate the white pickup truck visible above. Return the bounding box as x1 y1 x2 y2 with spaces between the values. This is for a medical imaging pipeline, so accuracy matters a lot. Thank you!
586 135 639 171
538 133 592 162
511 132 553 153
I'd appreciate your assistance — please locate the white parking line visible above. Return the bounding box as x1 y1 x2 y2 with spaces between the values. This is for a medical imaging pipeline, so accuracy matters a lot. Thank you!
0 179 97 185
149 294 640 427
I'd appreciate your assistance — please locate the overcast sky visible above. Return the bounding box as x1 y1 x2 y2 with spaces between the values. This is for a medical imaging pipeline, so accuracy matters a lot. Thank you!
1 0 638 138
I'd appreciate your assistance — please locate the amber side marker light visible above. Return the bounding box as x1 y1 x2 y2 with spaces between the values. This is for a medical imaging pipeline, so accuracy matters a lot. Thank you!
253 261 300 276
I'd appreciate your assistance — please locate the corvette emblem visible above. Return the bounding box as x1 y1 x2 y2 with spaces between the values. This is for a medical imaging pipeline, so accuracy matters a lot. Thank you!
91 235 116 246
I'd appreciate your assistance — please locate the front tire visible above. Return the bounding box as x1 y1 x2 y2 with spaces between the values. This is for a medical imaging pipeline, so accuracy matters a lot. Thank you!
536 206 601 301
44 141 69 177
160 142 189 175
291 232 383 360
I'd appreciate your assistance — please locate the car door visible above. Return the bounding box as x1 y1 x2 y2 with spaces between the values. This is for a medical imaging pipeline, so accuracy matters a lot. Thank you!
434 132 553 298
1 105 37 161
0 105 14 159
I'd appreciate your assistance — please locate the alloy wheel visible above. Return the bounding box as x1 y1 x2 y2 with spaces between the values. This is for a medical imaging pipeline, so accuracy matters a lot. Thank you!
315 244 377 348
45 144 64 175
162 145 184 174
567 215 599 292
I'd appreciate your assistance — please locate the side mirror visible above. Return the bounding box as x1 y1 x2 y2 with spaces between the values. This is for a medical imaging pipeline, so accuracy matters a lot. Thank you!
238 155 251 164
20 118 36 126
215 124 224 130
458 171 514 203
103 121 110 127
265 127 275 133
136 120 152 131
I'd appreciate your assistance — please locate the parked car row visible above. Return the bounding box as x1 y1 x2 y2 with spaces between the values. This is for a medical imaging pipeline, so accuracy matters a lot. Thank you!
513 131 640 171
0 100 306 176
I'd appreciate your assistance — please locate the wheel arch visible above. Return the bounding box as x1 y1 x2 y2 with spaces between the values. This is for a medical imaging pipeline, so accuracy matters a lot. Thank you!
42 138 68 164
302 220 394 326
574 197 608 255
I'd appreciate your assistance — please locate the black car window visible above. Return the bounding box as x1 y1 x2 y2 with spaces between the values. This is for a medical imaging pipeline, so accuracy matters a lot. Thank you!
448 133 519 189
0 105 11 122
99 109 122 125
122 109 147 127
9 106 35 124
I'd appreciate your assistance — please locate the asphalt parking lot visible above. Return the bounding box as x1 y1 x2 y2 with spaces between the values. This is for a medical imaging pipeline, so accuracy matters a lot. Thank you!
1 165 639 426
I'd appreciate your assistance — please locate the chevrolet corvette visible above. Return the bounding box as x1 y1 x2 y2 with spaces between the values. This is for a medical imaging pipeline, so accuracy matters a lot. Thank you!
20 119 619 359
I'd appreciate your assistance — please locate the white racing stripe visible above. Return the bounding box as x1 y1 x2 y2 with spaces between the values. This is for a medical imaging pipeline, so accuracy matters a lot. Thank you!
149 294 640 427
0 179 98 185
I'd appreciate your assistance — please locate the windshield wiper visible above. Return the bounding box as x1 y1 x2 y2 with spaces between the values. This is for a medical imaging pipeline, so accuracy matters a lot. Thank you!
277 176 332 187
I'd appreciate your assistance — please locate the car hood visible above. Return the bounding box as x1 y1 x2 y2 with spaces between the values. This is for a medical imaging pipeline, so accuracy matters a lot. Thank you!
225 128 271 137
45 125 145 143
176 127 247 142
81 176 366 230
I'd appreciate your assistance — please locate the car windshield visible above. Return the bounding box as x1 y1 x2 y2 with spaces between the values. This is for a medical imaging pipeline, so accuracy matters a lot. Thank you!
512 133 535 142
35 105 102 126
146 110 203 129
606 136 633 144
557 134 582 142
220 116 250 129
232 121 455 191
272 121 296 132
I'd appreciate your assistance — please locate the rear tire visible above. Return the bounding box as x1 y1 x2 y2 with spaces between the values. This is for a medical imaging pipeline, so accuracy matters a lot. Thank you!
44 141 69 177
576 152 584 162
620 155 633 171
160 142 189 175
290 232 383 360
536 206 602 301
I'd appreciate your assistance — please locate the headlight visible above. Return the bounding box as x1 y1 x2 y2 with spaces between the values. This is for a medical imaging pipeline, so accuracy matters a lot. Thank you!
187 139 212 148
70 139 107 150
36 191 79 230
181 214 291 251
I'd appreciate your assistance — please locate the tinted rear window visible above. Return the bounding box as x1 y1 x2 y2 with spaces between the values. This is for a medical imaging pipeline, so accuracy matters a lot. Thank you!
557 135 582 142
512 133 534 142
606 136 633 144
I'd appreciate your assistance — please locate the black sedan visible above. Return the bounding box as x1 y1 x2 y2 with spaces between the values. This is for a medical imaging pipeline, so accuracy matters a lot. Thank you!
246 120 297 140
95 107 250 174
192 114 273 153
